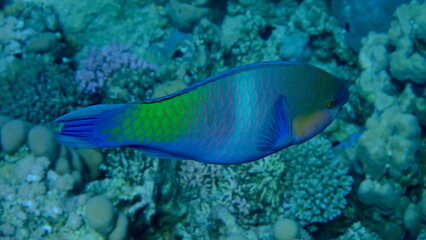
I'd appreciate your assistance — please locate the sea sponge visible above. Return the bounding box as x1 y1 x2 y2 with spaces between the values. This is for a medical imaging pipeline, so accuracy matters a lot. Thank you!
279 34 311 62
54 157 72 175
357 179 376 206
374 91 396 112
108 213 129 240
273 218 301 240
27 125 60 162
0 115 11 127
392 113 420 139
356 128 388 179
26 32 58 53
166 0 211 32
85 195 117 236
0 223 15 237
355 107 420 180
387 136 418 179
389 51 426 84
403 203 422 238
357 179 403 211
77 149 103 180
356 69 392 104
0 119 30 154
358 32 389 72
68 147 84 174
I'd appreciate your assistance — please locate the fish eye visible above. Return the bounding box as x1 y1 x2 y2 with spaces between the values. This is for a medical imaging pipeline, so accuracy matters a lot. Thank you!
326 100 336 109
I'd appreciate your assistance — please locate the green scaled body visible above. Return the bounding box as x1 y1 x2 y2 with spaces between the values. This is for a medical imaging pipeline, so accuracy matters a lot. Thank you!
54 61 349 164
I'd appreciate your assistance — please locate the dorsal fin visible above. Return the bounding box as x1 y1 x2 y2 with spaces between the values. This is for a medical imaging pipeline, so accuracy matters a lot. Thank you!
134 61 303 104
257 95 293 152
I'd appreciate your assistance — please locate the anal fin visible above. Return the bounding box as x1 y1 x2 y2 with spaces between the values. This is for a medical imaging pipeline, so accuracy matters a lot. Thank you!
129 145 190 160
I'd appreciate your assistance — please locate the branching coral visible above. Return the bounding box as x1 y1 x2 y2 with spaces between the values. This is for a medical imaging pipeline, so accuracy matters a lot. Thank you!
335 222 381 240
76 43 156 97
177 137 353 238
276 137 354 225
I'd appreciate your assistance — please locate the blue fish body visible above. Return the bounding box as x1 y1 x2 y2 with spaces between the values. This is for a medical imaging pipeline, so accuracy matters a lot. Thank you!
54 61 349 164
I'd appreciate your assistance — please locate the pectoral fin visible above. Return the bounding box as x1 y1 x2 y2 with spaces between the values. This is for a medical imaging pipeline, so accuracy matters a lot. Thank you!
257 95 293 152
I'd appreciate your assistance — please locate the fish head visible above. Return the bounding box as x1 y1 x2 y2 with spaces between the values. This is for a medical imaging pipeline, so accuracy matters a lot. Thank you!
292 72 349 144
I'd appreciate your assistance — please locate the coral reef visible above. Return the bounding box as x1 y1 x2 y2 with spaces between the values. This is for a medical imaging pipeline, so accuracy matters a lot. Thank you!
273 218 301 240
176 137 353 239
0 2 65 71
166 0 212 32
0 3 82 124
331 0 411 52
338 1 426 240
0 54 85 124
75 43 156 99
0 116 107 239
0 0 425 239
335 221 381 240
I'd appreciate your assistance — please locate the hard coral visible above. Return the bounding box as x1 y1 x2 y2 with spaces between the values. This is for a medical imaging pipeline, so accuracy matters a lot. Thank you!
0 55 83 124
178 137 353 238
279 137 353 225
76 42 157 95
0 2 67 71
336 222 381 240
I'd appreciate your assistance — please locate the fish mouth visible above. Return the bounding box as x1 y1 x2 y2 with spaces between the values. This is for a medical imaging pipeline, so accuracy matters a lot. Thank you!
292 111 332 144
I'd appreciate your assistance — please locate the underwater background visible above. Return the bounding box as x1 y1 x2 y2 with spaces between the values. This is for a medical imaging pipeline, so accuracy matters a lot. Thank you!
0 0 425 239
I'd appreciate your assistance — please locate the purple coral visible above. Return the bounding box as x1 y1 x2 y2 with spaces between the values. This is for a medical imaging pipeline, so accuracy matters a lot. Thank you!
75 43 156 94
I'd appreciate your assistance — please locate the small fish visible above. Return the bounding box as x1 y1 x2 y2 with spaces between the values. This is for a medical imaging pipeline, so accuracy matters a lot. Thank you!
54 61 349 164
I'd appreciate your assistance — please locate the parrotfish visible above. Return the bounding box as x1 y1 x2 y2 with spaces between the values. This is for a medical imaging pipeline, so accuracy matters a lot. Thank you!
54 61 349 164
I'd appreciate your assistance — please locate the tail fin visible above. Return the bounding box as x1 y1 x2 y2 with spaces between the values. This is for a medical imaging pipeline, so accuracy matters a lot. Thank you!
53 104 128 148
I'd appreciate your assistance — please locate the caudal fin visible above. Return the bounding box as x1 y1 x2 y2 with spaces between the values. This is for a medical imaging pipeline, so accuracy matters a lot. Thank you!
53 104 128 148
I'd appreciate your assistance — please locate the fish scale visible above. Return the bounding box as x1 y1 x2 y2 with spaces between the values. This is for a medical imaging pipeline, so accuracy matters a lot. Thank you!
129 82 233 149
54 61 349 164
